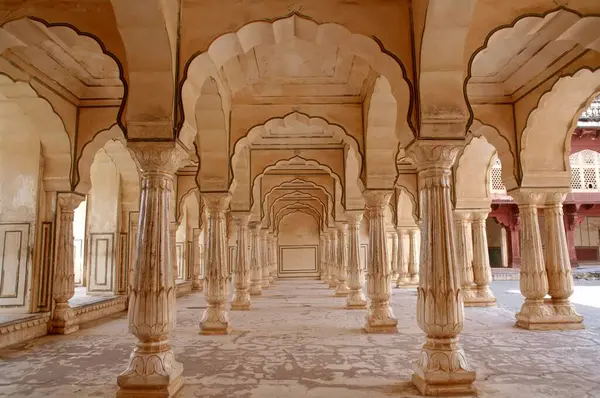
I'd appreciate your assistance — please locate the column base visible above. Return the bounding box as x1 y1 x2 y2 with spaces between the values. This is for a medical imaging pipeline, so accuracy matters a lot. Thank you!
364 301 397 333
516 298 584 330
49 304 79 335
191 279 202 291
117 344 184 398
249 282 262 296
231 290 251 311
261 278 270 289
199 304 232 335
345 289 367 309
328 278 338 288
464 286 496 307
412 337 475 397
268 275 274 283
334 282 350 297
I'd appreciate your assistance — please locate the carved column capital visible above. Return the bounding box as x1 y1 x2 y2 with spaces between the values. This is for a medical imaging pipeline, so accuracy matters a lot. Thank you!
57 192 85 212
128 141 188 174
231 211 251 226
202 192 231 212
510 189 547 207
405 140 463 171
471 209 490 222
363 190 393 209
346 210 364 226
336 221 348 233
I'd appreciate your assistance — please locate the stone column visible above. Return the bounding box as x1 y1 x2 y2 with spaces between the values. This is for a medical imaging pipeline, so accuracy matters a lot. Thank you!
407 228 420 285
328 228 339 288
564 204 581 267
260 230 270 289
407 141 475 395
543 193 583 329
192 229 202 291
268 232 276 283
513 190 552 330
117 142 184 397
500 227 509 268
363 191 397 333
50 192 85 335
390 230 400 285
322 232 331 284
319 234 326 280
231 213 251 311
396 228 410 287
199 193 231 335
170 222 179 282
454 211 476 303
470 210 496 306
335 223 350 296
249 223 262 296
346 211 367 309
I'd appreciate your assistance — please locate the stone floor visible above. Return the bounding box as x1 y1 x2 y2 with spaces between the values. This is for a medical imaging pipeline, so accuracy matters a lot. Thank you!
0 280 599 398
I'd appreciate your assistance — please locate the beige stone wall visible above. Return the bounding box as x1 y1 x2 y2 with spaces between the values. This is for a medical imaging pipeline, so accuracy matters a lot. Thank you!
0 133 42 312
278 212 320 278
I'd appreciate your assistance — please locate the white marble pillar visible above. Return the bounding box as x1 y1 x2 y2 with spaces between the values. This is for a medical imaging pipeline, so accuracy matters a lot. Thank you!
268 232 276 283
50 192 85 335
260 230 270 289
513 191 552 330
192 229 202 291
249 223 262 296
328 228 339 289
322 232 331 284
170 222 179 282
199 193 231 335
395 228 410 287
390 230 400 285
363 191 398 333
319 233 327 280
335 223 350 296
500 227 509 268
544 193 583 329
471 210 496 306
454 211 476 303
231 213 251 311
407 141 475 395
346 211 367 309
117 142 184 397
407 228 420 285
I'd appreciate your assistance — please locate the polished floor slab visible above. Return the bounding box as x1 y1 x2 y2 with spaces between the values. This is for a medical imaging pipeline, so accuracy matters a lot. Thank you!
0 280 599 397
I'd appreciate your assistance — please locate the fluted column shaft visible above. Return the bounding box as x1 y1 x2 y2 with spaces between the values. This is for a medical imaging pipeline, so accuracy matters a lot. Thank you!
170 222 179 282
231 213 251 310
117 142 184 397
249 224 262 296
407 141 475 396
50 192 85 335
363 191 398 333
192 229 202 291
390 230 399 284
454 211 474 301
328 228 339 288
396 228 410 287
199 193 231 335
408 228 420 284
470 210 496 306
323 232 331 284
543 193 583 328
346 212 367 309
268 234 276 282
335 223 350 296
260 230 270 289
319 234 327 280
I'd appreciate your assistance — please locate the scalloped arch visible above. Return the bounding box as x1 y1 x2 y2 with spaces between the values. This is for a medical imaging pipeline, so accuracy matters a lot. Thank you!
267 190 328 229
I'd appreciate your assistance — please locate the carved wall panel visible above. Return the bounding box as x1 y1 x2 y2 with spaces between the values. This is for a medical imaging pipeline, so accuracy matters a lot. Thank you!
0 223 30 308
87 233 115 294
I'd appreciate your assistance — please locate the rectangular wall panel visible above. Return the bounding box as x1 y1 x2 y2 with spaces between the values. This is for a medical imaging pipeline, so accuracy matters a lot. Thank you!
176 242 184 280
0 223 30 307
279 246 318 278
88 233 114 294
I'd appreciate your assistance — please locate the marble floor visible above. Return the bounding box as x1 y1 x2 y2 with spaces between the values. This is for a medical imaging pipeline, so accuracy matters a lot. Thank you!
0 280 599 398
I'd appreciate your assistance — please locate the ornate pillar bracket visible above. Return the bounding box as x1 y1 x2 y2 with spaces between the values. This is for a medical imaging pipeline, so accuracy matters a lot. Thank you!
406 140 475 396
363 190 398 333
346 211 367 309
453 211 476 301
469 210 496 307
117 141 185 397
249 223 263 296
192 229 202 291
231 212 251 311
199 192 232 335
543 192 584 329
335 222 350 296
510 189 553 330
328 227 339 289
50 192 85 335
